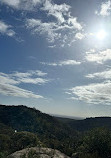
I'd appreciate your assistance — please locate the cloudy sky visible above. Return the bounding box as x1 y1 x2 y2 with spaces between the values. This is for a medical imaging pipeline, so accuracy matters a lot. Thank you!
0 0 111 117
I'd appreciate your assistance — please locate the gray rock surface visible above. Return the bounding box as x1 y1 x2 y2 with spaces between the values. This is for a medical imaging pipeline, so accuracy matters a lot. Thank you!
7 147 70 158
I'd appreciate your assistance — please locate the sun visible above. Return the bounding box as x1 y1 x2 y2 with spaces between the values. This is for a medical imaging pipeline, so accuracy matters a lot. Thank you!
96 29 106 40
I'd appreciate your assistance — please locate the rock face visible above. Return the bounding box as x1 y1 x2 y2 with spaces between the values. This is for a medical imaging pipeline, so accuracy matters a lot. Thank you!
71 152 80 158
7 147 70 158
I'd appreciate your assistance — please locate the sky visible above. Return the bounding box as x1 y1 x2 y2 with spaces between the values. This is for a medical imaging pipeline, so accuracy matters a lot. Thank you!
0 0 111 118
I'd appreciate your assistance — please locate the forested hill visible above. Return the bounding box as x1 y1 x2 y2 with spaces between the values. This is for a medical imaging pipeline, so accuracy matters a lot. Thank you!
0 104 77 135
56 116 111 131
1 104 111 134
0 104 60 132
0 105 78 156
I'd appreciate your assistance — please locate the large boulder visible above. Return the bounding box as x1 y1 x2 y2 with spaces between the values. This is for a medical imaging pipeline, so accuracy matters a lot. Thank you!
7 147 70 158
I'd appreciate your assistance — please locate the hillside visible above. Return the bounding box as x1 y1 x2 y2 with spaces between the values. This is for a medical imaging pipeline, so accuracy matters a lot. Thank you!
0 105 74 135
0 105 79 156
56 116 111 131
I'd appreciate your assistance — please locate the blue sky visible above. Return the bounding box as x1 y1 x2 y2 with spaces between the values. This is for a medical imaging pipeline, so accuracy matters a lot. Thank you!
0 0 111 117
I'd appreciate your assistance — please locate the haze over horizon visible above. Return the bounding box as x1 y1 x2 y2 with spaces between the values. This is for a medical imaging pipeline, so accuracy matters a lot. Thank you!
0 0 111 117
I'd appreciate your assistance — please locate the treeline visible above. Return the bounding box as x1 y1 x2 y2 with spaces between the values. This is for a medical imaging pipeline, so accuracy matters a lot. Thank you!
57 117 111 132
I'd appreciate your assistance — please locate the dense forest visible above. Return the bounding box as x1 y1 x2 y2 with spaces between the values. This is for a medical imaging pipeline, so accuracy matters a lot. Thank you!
0 105 111 158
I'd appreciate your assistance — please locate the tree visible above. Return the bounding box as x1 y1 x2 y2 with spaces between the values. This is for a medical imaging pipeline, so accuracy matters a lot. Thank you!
78 128 111 158
11 131 41 152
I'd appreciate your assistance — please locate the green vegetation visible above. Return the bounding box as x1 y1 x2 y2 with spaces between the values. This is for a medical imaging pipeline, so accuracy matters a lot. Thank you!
0 105 111 158
0 105 79 156
27 149 40 158
11 131 42 152
56 116 111 132
78 128 111 158
0 130 42 157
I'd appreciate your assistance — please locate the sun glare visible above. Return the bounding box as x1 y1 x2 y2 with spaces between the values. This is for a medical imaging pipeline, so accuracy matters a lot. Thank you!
96 29 106 40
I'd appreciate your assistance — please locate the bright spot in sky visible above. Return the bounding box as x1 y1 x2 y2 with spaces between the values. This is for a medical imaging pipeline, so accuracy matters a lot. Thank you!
96 29 106 40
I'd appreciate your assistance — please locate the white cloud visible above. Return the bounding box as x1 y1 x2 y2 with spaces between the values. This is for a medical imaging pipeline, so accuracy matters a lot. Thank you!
95 0 111 16
42 0 82 30
68 81 111 104
1 0 43 10
12 70 47 78
41 60 81 66
0 73 19 85
26 16 83 45
41 62 57 66
25 0 83 46
18 77 48 84
1 0 20 8
41 0 70 23
75 32 85 40
35 70 47 77
0 70 48 98
85 49 111 64
0 21 15 37
11 70 48 84
0 83 43 99
1 0 84 46
26 19 60 43
58 60 81 66
89 49 96 53
48 45 56 48
68 17 82 30
86 69 111 79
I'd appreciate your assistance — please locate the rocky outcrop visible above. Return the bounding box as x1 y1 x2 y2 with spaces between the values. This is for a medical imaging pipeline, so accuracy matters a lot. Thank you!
7 147 70 158
71 152 80 158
